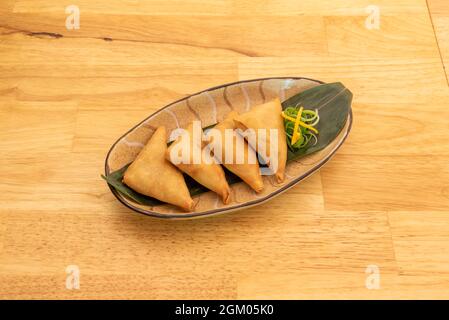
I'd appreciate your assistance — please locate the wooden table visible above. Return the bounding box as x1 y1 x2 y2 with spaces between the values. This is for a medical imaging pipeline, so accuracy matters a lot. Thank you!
1 0 449 299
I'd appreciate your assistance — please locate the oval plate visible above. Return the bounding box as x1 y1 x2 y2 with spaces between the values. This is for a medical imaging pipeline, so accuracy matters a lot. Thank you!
105 77 353 219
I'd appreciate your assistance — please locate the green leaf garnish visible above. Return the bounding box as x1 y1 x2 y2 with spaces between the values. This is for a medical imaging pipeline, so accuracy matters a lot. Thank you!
282 82 352 161
282 106 319 152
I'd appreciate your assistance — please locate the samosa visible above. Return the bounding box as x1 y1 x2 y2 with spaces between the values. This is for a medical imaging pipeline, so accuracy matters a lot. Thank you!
233 98 287 183
123 126 194 211
209 111 264 192
166 122 231 204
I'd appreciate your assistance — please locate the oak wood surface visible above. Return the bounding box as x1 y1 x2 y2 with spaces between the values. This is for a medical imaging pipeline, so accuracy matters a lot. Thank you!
0 0 448 299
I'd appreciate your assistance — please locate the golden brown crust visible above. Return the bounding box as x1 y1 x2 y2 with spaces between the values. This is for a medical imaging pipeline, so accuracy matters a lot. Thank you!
123 126 194 211
212 111 264 193
166 122 231 204
233 98 287 183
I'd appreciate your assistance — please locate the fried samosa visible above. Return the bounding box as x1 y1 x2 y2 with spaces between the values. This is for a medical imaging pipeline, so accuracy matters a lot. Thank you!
166 122 231 204
123 126 194 211
233 98 287 183
209 111 264 193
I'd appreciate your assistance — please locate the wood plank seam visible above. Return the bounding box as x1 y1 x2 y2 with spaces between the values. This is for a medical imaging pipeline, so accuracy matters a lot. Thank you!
426 0 449 86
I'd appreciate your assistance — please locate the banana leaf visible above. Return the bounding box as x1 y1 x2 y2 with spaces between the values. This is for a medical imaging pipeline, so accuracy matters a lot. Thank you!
103 82 352 205
101 164 159 206
282 82 352 161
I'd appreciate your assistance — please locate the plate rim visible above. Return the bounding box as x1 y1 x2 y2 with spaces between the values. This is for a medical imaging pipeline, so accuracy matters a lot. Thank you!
104 76 352 219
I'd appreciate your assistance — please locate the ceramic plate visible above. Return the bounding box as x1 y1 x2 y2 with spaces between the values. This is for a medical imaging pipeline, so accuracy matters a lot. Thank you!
104 77 353 219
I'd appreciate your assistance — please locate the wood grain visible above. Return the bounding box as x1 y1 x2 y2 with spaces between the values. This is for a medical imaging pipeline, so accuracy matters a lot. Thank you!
1 0 449 299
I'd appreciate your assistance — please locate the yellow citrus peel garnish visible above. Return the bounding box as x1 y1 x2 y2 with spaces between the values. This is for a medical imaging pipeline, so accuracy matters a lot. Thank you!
281 111 319 136
291 107 304 145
